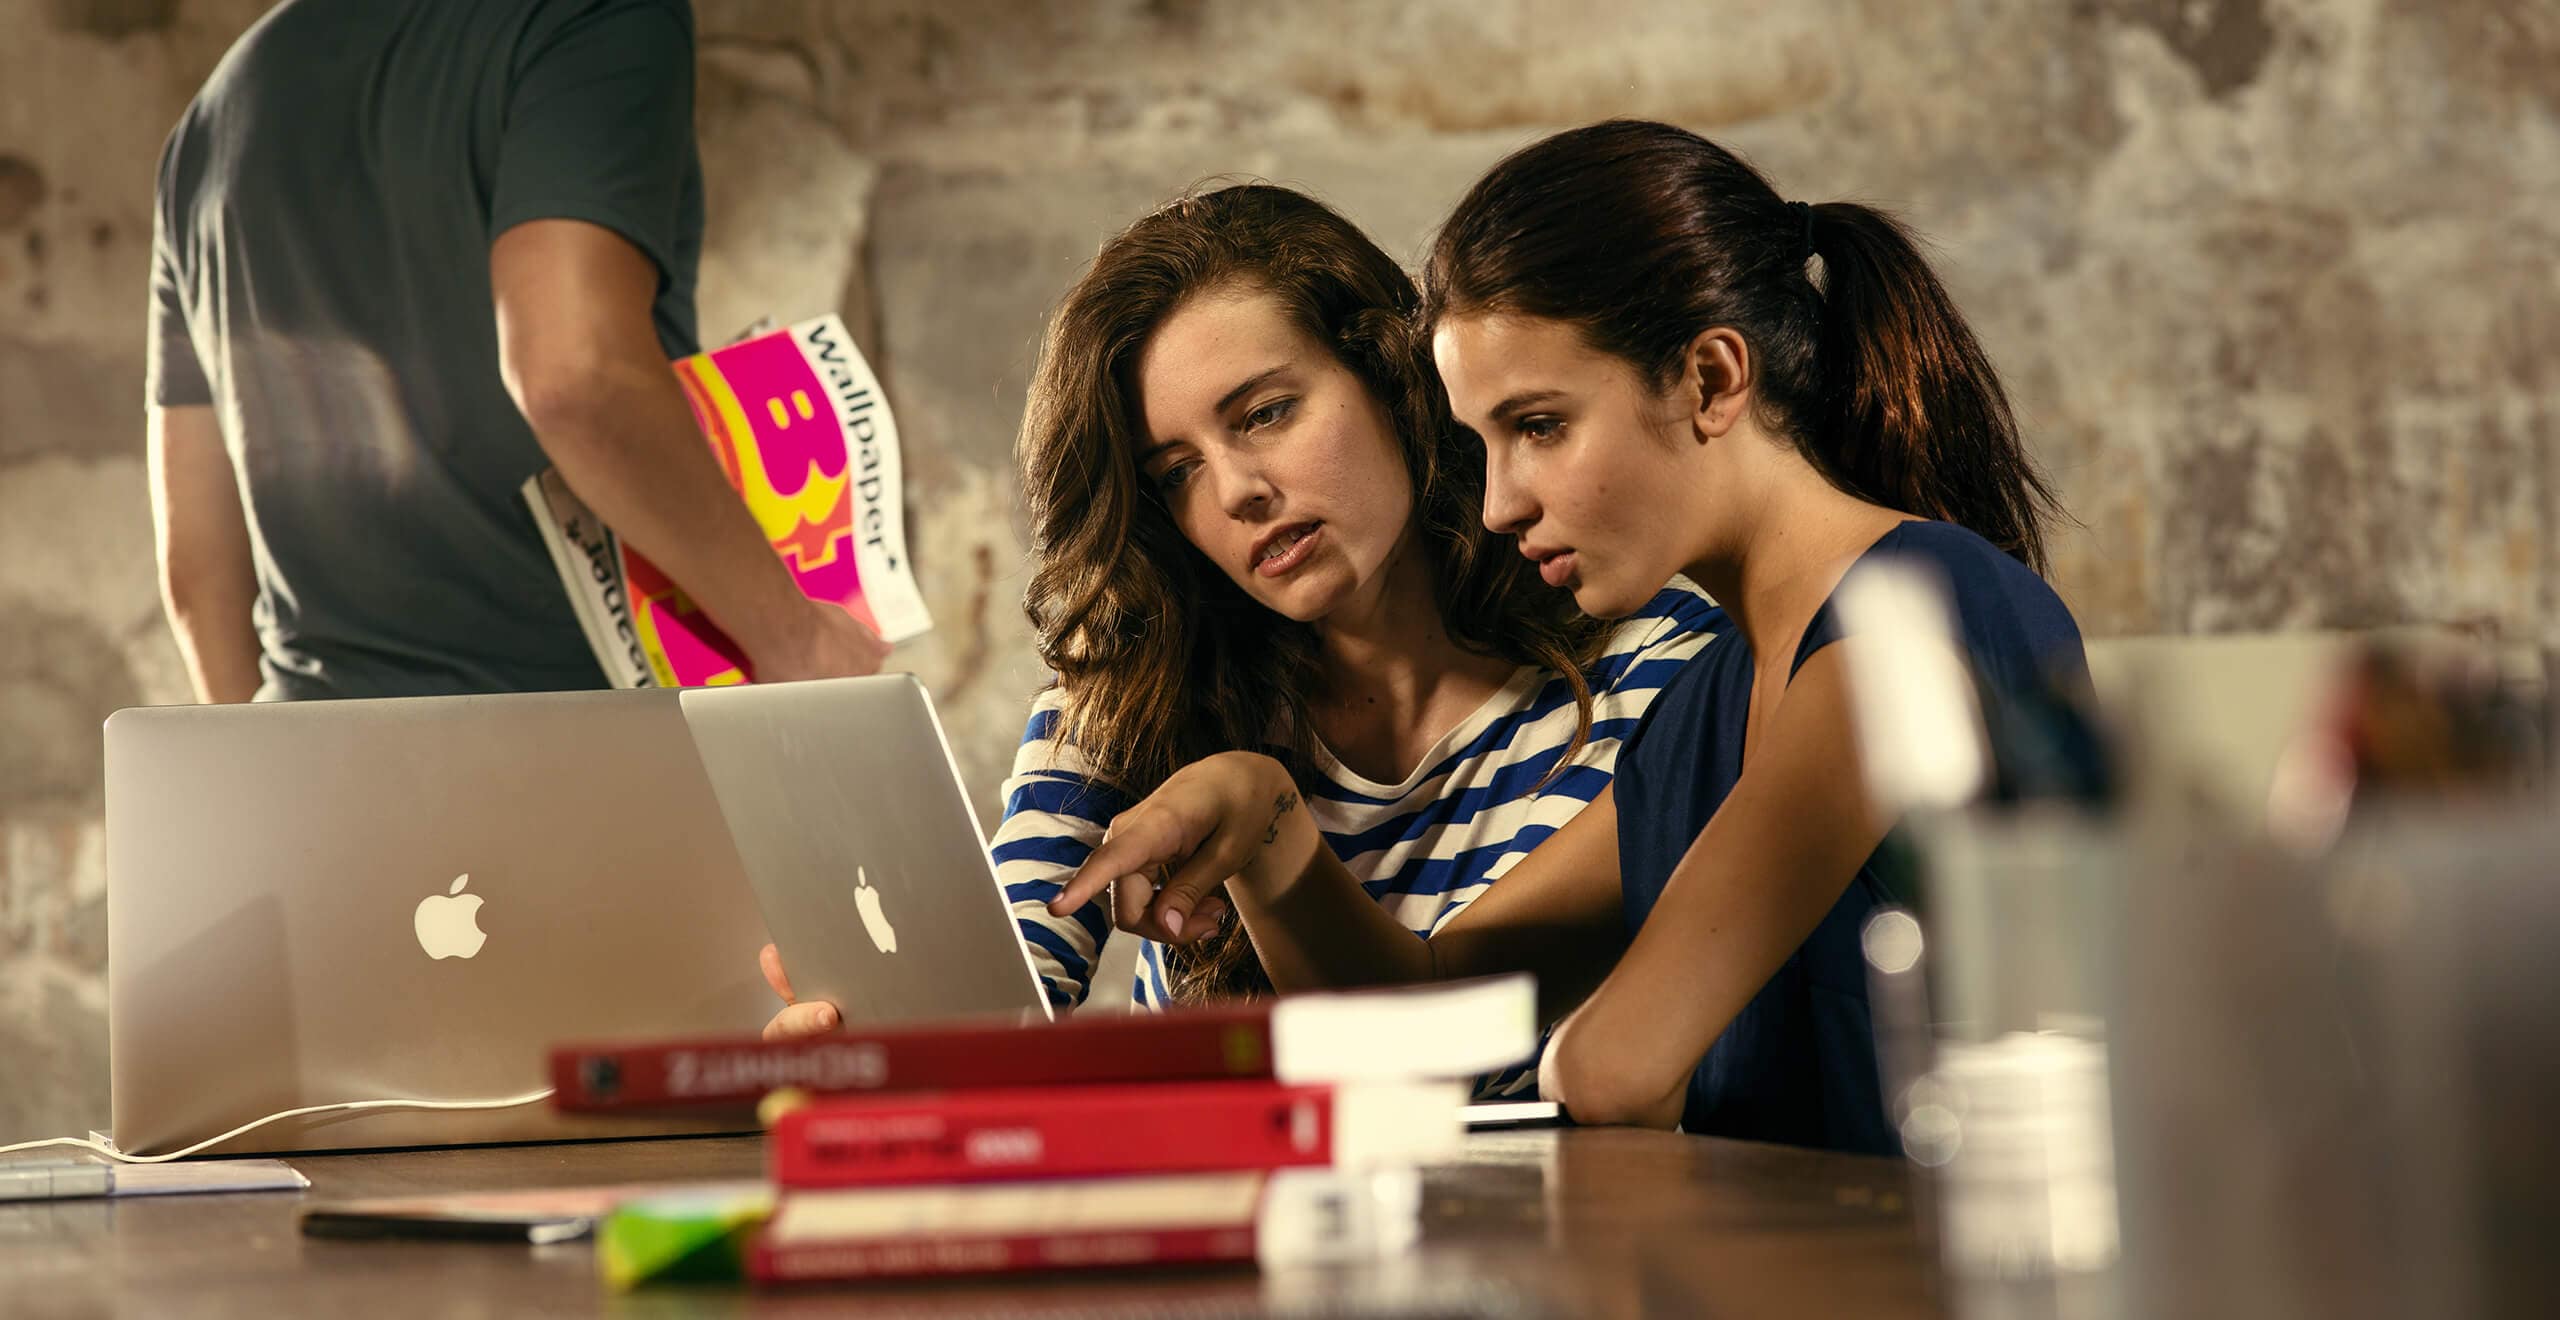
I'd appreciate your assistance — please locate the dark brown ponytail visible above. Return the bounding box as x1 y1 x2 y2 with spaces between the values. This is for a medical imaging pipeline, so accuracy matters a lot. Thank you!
1805 202 2057 572
1424 119 2064 572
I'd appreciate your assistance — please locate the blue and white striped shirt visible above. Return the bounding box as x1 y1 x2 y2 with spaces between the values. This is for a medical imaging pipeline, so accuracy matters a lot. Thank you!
993 582 1725 1071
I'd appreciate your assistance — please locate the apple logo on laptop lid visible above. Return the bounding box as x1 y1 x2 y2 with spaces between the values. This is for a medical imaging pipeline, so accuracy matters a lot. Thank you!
854 866 897 954
414 874 489 960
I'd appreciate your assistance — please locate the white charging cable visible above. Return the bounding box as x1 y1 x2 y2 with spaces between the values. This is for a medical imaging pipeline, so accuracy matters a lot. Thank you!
0 1088 556 1164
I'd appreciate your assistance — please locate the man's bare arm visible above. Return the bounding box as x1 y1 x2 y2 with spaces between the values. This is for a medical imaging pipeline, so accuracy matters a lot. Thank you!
148 403 263 703
491 219 886 683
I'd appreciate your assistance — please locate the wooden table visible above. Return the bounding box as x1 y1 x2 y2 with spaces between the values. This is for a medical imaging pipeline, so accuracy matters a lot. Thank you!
0 1130 1940 1317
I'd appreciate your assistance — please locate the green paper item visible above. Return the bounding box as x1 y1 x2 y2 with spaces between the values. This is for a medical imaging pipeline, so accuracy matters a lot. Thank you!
599 1186 774 1290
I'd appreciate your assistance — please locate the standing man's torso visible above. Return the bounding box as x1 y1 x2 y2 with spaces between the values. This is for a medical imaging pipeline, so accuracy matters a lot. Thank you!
150 0 704 699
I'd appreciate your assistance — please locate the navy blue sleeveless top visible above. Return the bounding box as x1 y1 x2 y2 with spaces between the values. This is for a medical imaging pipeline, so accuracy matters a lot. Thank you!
1613 521 2088 1153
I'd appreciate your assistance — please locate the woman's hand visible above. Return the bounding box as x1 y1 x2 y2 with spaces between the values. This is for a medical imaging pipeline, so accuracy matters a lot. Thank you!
757 942 842 1042
1045 751 1316 945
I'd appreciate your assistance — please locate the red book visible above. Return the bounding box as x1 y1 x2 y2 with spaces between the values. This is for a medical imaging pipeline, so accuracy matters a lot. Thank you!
747 1168 1421 1284
768 1079 1462 1188
754 1224 1255 1283
548 974 1533 1113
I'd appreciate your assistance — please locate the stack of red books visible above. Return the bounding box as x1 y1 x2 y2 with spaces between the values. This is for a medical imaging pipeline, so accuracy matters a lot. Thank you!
549 974 1536 1284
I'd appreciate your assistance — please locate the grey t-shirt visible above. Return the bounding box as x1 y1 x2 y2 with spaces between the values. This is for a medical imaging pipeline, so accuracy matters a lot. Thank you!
147 0 704 700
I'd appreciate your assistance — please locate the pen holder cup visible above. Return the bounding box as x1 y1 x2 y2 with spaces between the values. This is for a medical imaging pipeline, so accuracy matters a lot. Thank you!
2106 806 2560 1320
1875 797 2560 1320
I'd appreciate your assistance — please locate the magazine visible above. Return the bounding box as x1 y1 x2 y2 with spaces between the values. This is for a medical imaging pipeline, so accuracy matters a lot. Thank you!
522 316 933 687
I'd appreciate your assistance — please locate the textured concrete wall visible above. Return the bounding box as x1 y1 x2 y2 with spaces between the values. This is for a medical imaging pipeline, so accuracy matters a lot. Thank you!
2 0 2553 1142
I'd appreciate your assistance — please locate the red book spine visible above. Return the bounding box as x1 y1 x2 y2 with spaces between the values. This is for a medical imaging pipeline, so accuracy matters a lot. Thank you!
548 1009 1277 1111
770 1081 1344 1187
749 1225 1256 1283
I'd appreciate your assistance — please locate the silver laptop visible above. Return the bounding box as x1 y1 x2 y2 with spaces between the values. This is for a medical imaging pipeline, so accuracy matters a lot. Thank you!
676 675 1051 1031
106 688 777 1157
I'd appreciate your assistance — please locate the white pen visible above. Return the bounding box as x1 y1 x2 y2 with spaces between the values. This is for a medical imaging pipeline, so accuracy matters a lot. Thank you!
0 1162 114 1202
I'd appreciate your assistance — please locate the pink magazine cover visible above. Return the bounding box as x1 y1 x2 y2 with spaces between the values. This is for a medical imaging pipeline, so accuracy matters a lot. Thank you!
524 316 932 687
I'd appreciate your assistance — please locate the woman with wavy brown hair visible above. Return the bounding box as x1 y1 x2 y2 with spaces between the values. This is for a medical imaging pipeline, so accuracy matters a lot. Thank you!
759 185 1720 1092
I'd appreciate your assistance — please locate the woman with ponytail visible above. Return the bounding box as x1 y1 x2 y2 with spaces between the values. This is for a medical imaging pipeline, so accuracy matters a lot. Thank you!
1056 123 2085 1152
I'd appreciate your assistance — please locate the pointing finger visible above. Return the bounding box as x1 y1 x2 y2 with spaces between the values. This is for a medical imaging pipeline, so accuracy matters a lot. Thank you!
1050 817 1166 918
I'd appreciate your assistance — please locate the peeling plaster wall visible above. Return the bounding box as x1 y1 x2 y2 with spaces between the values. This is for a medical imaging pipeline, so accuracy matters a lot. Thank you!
2 0 2552 1141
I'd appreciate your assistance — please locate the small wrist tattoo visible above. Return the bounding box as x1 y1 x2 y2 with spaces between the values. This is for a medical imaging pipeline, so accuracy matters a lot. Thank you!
1261 790 1301 846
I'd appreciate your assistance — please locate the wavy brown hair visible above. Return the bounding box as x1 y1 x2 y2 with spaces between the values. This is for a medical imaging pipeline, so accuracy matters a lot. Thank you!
1019 184 1610 1002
